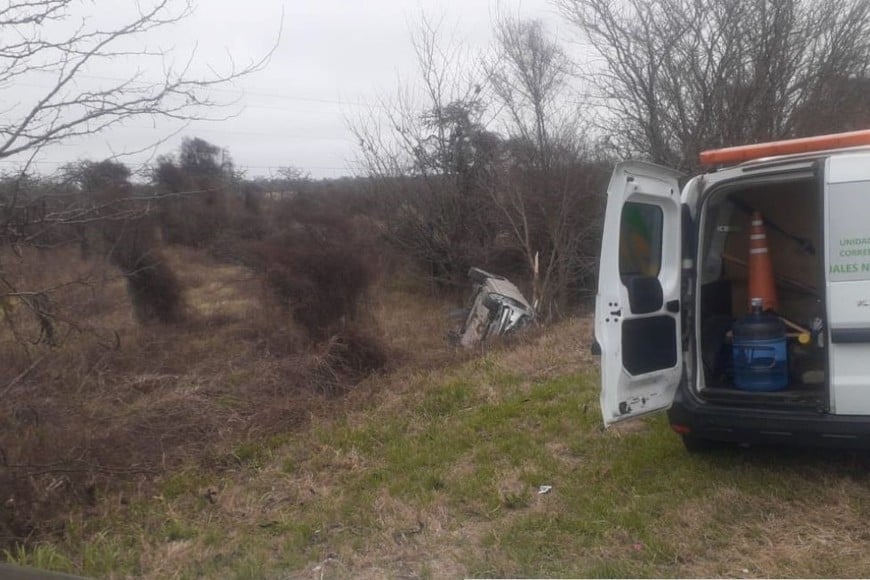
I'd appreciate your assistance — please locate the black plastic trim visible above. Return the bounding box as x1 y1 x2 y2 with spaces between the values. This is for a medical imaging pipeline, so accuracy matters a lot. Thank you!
591 339 602 356
667 379 870 449
831 328 870 344
813 160 830 411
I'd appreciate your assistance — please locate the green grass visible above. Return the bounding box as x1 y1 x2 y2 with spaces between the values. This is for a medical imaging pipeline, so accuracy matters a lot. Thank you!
10 343 870 578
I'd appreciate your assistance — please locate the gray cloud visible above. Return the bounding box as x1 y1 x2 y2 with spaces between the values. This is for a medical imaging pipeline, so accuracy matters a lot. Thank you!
4 0 559 179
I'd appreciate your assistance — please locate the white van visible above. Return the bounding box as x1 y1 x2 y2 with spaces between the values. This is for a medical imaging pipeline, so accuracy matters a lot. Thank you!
594 131 870 450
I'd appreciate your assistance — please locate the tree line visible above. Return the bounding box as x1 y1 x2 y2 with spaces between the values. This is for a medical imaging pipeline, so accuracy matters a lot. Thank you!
353 0 870 319
2 0 870 342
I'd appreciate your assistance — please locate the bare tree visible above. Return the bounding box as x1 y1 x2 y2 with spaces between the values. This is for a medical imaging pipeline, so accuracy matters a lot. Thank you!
351 15 502 289
558 0 870 170
488 18 605 318
352 15 487 179
0 0 279 247
0 0 277 162
0 0 278 349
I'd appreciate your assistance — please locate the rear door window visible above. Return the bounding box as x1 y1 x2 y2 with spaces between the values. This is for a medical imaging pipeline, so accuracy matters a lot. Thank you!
619 202 663 278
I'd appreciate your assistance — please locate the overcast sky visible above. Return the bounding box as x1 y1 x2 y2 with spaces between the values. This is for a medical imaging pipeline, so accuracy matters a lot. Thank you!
4 0 573 180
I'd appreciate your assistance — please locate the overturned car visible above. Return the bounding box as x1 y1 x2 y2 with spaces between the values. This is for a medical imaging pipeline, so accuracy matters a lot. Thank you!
451 268 535 348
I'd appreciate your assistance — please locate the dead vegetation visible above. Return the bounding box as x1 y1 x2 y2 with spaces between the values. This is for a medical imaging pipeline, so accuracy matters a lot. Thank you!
0 242 413 552
34 309 870 580
8 244 870 578
0 136 481 559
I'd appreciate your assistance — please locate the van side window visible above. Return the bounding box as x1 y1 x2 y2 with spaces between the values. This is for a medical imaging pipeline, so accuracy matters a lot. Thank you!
619 202 663 278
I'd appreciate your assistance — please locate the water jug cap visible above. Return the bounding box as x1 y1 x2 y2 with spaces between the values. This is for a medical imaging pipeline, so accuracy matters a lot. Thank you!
751 297 763 310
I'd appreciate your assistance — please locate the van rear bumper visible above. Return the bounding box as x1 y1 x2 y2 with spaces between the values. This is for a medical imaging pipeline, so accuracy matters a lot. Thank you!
667 385 870 448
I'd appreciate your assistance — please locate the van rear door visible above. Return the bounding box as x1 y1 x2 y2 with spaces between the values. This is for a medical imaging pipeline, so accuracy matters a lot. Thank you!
596 161 684 426
825 153 870 415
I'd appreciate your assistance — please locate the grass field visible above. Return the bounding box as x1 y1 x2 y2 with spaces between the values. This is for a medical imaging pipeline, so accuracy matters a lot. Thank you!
9 306 870 578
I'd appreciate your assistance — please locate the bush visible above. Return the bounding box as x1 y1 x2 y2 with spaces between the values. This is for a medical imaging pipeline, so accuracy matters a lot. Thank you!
306 327 389 395
120 250 184 324
257 241 376 339
153 138 266 248
249 195 380 340
109 227 184 324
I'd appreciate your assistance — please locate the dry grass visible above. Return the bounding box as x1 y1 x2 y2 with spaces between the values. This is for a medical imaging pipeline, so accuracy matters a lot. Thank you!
657 475 870 578
372 286 459 369
10 245 870 579
494 315 594 380
115 317 870 579
0 245 396 553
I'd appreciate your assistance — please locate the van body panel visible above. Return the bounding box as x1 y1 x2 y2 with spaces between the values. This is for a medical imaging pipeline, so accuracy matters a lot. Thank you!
825 153 870 415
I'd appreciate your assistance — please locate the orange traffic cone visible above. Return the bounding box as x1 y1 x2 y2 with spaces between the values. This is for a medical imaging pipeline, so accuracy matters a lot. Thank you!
748 211 778 312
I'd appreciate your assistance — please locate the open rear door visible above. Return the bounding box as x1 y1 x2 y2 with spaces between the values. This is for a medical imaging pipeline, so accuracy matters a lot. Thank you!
596 161 683 426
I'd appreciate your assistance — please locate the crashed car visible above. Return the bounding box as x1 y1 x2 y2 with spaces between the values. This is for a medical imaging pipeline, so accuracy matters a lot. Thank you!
451 268 535 348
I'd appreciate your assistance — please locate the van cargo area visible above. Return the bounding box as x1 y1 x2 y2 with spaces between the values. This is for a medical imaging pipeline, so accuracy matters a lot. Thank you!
696 174 827 410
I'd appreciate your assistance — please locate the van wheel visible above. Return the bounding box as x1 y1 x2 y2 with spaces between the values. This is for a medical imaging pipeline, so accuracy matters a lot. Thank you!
681 434 718 453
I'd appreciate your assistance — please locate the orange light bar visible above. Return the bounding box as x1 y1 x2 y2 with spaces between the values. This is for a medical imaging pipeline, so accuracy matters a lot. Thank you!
699 129 870 165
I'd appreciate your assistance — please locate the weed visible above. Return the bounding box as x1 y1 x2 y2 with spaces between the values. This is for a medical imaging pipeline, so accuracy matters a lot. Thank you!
232 441 269 469
160 471 203 500
202 527 225 548
501 489 531 510
162 519 198 542
3 544 73 574
81 533 139 577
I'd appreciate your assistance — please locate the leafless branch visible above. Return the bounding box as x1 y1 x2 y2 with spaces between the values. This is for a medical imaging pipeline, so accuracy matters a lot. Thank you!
558 0 870 170
0 0 281 161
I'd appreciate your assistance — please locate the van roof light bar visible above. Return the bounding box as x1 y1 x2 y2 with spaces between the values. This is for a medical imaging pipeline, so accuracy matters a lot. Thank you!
699 129 870 165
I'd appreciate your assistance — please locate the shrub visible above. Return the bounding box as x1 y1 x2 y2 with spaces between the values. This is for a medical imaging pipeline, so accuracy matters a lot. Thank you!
108 226 184 324
259 242 376 339
306 327 389 395
119 250 184 324
250 196 380 340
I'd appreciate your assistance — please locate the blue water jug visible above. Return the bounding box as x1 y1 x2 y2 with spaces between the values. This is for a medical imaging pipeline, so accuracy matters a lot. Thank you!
732 298 788 391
